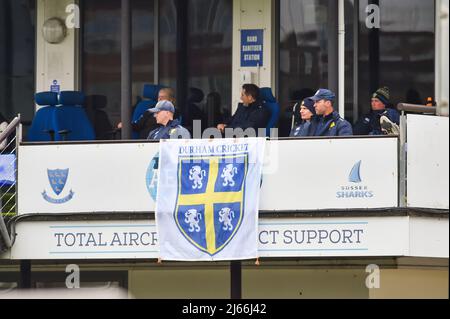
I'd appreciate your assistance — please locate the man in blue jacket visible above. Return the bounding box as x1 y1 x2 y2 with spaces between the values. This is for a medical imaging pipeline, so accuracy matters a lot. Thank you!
147 100 191 140
310 89 353 136
217 84 270 136
353 87 400 135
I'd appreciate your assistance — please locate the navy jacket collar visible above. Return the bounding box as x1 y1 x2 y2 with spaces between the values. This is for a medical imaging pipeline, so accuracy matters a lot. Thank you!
320 111 339 122
165 119 181 128
242 100 262 109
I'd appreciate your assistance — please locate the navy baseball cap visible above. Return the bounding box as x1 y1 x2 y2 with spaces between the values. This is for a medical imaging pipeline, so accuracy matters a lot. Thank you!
149 100 175 113
310 89 336 102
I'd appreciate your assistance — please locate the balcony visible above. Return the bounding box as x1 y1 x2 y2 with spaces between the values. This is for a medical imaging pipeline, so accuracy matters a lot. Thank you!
0 110 447 262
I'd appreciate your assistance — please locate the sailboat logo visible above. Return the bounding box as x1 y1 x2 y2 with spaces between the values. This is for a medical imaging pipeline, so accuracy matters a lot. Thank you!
349 161 363 183
337 161 374 199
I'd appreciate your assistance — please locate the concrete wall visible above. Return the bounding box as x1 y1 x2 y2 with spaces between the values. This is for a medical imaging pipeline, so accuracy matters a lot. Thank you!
242 267 369 299
1 260 448 299
128 265 369 299
128 265 448 299
370 268 448 299
129 266 230 299
36 0 79 96
232 0 276 112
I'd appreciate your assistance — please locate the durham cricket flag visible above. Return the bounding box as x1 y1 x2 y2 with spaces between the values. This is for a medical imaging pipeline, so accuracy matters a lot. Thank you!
156 138 266 261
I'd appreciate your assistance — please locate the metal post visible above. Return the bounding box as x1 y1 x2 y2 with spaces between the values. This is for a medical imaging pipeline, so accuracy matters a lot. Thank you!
176 0 188 123
353 0 360 122
338 0 345 118
154 0 160 84
230 261 242 299
15 115 21 217
274 0 280 101
328 1 339 97
3 0 12 116
19 260 31 289
121 0 132 140
399 111 407 207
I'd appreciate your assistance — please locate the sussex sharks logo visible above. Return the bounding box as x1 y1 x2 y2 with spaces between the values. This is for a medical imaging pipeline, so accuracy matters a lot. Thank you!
337 161 374 199
42 169 74 204
174 154 248 256
349 161 363 183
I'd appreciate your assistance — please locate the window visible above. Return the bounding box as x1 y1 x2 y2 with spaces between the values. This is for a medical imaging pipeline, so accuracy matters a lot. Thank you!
0 270 127 291
356 0 435 116
159 0 232 130
279 0 435 130
279 0 338 136
159 0 177 91
0 0 36 127
33 271 128 290
187 0 232 127
83 0 232 136
82 0 155 134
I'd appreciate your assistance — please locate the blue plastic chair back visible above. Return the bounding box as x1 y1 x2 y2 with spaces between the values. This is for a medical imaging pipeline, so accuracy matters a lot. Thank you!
131 84 163 139
27 92 59 142
260 87 280 136
54 91 95 141
142 84 164 100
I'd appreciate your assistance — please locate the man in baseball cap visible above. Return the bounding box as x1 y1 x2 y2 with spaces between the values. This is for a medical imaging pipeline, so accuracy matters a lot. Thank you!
310 89 336 103
147 100 190 140
310 89 353 136
148 99 176 114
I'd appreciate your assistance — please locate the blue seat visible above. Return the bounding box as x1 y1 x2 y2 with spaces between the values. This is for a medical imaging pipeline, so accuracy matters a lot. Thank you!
260 87 280 137
54 91 95 141
131 84 164 139
27 92 59 141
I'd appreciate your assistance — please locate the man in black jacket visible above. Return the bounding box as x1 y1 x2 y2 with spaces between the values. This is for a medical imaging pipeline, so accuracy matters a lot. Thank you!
217 84 270 137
